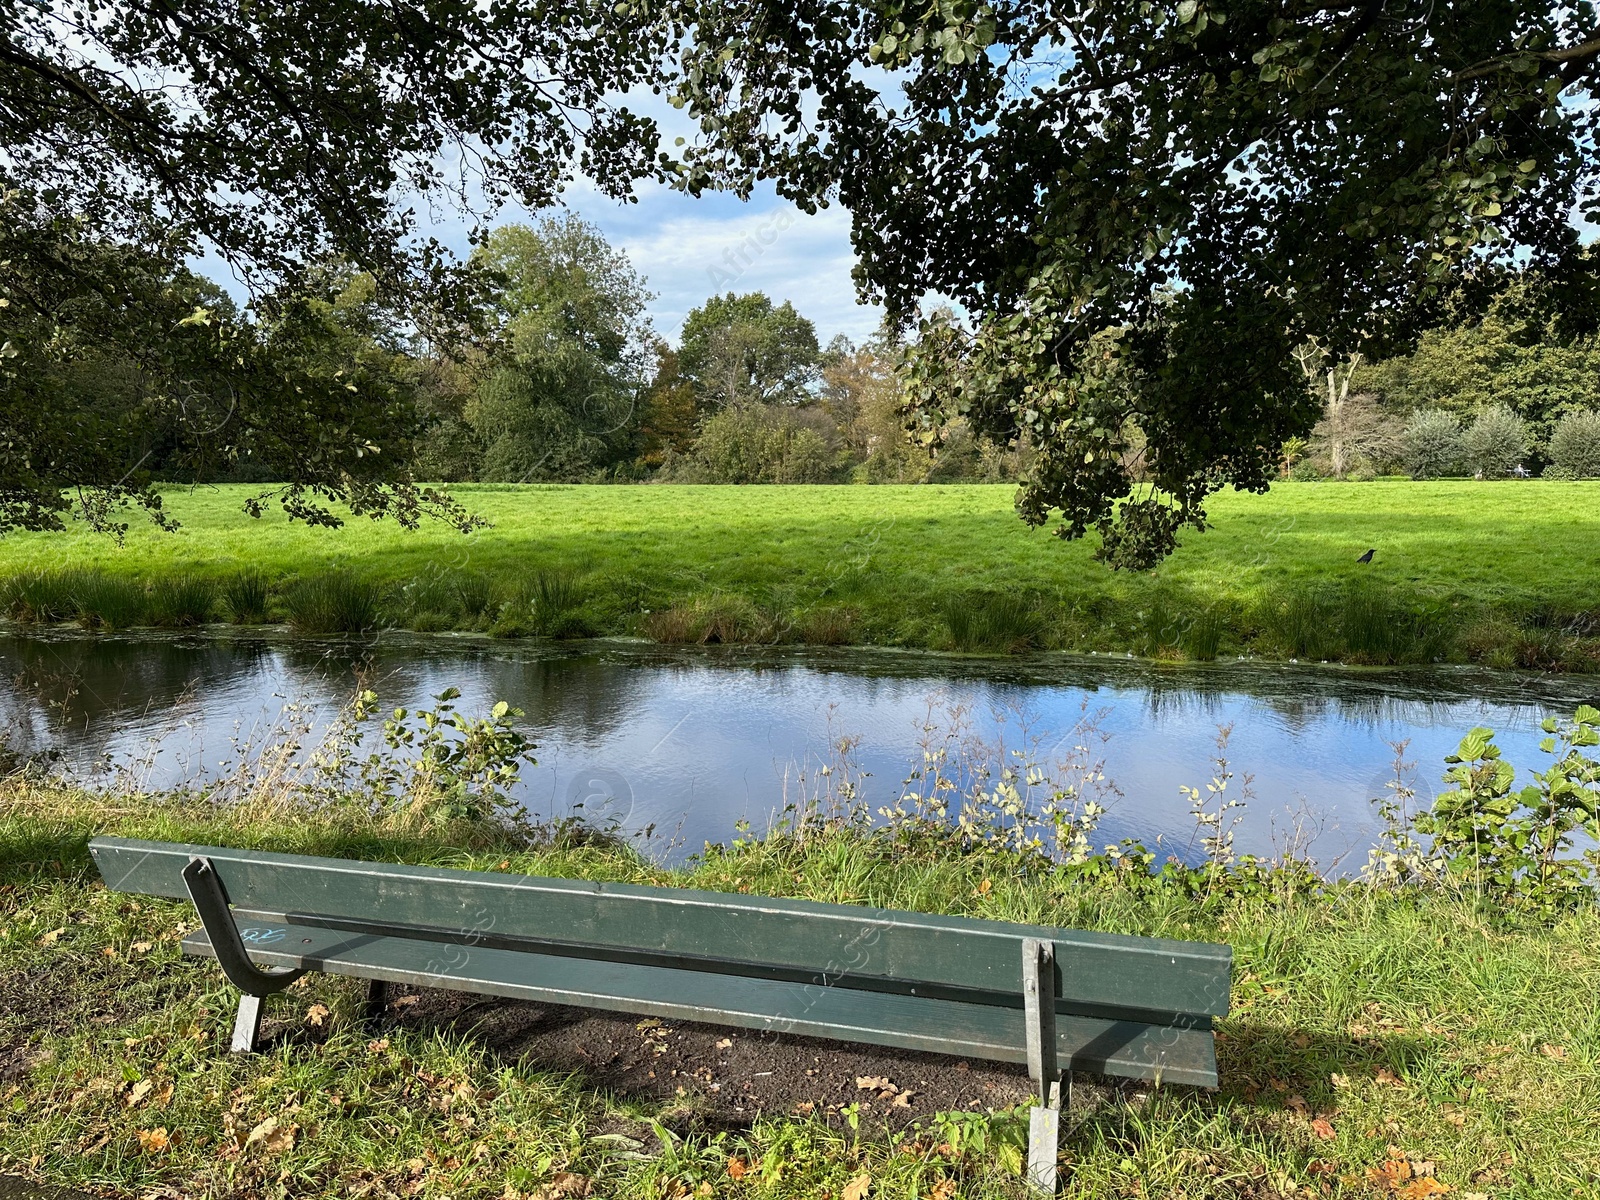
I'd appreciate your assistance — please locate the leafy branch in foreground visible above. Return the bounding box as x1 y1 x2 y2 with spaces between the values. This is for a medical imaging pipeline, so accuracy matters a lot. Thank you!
665 0 1600 565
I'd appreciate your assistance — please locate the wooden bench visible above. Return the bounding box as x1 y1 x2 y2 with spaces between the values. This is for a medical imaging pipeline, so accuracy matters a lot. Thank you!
90 835 1231 1192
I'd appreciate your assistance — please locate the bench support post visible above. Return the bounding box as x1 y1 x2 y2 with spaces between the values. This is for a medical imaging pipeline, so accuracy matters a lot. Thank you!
362 979 390 1027
231 994 265 1054
1023 937 1062 1194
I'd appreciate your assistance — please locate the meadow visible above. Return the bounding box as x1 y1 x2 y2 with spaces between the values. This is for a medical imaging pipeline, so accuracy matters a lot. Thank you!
0 481 1597 668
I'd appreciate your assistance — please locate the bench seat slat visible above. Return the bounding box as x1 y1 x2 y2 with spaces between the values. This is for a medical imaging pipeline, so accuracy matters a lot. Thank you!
184 916 1220 1088
92 837 1231 1019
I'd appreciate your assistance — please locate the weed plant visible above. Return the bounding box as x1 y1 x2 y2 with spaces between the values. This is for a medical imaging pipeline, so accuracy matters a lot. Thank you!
942 591 1043 653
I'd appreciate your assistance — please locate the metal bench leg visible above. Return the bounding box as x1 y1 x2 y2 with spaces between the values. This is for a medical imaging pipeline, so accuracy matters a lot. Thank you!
1023 937 1062 1194
362 978 390 1027
231 993 266 1054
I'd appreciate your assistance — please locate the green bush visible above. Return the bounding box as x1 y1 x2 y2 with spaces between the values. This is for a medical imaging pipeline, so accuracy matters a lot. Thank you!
1547 409 1600 478
284 572 386 634
680 405 836 484
1461 404 1527 478
1403 408 1463 479
148 574 216 627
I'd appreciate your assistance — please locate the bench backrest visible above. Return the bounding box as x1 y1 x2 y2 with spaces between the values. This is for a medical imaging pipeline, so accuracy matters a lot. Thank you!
89 836 1230 1025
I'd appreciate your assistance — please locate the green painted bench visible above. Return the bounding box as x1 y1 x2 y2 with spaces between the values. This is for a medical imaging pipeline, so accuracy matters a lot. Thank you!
90 836 1231 1192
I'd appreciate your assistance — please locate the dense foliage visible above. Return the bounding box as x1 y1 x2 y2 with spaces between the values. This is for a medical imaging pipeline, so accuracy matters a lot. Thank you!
665 1 1600 564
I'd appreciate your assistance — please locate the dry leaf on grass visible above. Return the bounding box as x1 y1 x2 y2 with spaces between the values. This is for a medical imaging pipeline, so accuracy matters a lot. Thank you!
126 1079 153 1108
1539 1044 1567 1060
306 1004 330 1027
726 1157 749 1181
1309 1118 1336 1140
841 1173 872 1200
135 1127 170 1153
38 928 65 946
530 1172 592 1200
1375 1067 1404 1086
1395 1182 1451 1199
927 1179 957 1200
244 1115 296 1155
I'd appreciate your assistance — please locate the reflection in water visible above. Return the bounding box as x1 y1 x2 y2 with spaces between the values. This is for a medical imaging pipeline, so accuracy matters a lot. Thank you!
2 628 1595 868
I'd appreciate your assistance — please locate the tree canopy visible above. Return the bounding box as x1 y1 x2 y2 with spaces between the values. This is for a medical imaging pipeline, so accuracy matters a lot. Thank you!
678 293 821 408
664 0 1600 564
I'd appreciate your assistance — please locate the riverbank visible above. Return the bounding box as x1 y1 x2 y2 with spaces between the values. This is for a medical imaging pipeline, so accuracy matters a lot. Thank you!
0 482 1598 669
2 773 1598 1199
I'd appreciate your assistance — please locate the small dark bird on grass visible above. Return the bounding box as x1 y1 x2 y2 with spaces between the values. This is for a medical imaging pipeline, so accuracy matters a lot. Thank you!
1356 548 1376 563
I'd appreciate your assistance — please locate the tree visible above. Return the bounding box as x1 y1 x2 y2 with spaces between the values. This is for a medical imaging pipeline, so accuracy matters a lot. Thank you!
1548 410 1600 478
1 0 668 533
677 293 820 408
663 2 1600 565
467 217 655 481
635 346 701 470
0 201 474 535
2 0 663 301
1295 346 1398 477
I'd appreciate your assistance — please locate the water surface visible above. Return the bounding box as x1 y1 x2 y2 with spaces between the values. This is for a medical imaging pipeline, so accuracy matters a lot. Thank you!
3 628 1595 868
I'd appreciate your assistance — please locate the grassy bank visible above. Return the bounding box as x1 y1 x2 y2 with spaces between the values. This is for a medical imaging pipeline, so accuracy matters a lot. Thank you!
1 482 1598 668
3 776 1599 1200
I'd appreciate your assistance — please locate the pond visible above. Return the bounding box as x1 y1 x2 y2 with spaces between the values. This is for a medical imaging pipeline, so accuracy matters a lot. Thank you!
3 628 1596 869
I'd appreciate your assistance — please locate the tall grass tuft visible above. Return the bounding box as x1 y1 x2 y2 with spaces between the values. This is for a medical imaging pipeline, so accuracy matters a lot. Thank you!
148 574 216 627
222 571 271 624
70 571 147 632
3 571 81 623
942 591 1043 653
1263 585 1340 660
493 568 593 638
1182 607 1227 661
283 572 385 634
453 573 495 622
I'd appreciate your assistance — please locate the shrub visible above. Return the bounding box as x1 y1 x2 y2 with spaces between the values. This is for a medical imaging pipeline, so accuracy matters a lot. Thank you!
1461 404 1527 478
71 571 147 631
682 405 837 484
284 572 385 634
222 571 271 624
1402 408 1464 479
148 574 216 627
1548 409 1600 478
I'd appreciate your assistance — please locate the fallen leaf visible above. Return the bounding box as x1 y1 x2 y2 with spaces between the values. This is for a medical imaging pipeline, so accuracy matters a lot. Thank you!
1443 1110 1467 1128
1368 1159 1413 1189
244 1115 296 1155
727 1156 749 1181
530 1172 592 1200
856 1075 894 1092
892 1089 915 1108
1292 1032 1311 1049
928 1179 957 1200
1310 1118 1336 1140
135 1127 170 1153
1395 1181 1451 1199
1375 1067 1404 1086
39 928 65 946
1330 1072 1350 1088
1285 1094 1309 1116
715 1037 733 1050
842 1172 872 1200
393 994 419 1009
975 879 992 895
126 1079 154 1108
306 1004 330 1027
131 941 153 955
1539 1043 1567 1060
367 1038 390 1053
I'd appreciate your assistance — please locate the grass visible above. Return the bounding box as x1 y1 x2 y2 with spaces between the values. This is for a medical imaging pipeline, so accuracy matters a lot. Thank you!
0 481 1596 665
283 571 386 634
2 779 1597 1199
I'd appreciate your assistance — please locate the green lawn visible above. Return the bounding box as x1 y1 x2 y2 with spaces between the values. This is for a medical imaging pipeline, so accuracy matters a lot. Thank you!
3 782 1598 1199
1 481 1597 665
